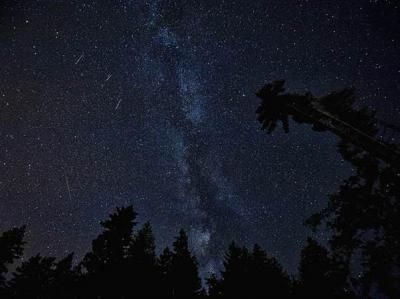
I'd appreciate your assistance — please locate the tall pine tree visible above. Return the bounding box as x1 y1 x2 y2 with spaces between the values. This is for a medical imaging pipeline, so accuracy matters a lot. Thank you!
214 242 290 298
169 229 202 298
128 222 158 297
158 246 174 297
297 238 353 298
81 206 137 298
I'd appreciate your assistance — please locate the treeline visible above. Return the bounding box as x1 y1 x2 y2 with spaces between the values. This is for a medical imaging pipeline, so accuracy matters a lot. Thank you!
1 206 353 298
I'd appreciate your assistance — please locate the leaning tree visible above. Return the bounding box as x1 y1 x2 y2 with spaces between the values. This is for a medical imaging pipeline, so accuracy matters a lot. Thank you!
255 80 400 298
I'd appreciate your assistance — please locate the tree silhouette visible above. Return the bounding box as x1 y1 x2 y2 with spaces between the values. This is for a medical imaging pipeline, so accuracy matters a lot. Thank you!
306 120 400 297
80 206 137 298
168 229 202 298
7 201 397 298
7 253 77 299
256 80 400 297
255 80 378 136
255 80 290 133
219 242 249 298
210 242 291 298
128 222 159 297
50 253 78 299
158 246 174 297
0 226 26 297
8 254 55 298
249 244 291 298
296 238 353 298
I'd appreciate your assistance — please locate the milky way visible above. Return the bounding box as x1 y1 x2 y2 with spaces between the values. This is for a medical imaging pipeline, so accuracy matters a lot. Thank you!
1 0 399 275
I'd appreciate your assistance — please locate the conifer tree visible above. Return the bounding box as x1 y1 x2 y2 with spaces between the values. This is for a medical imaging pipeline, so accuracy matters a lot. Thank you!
169 229 202 298
250 244 291 297
50 253 78 299
297 238 352 298
8 254 55 298
256 81 400 297
216 242 290 298
0 226 26 287
0 226 26 297
81 206 137 298
219 242 250 298
158 246 174 297
128 222 158 297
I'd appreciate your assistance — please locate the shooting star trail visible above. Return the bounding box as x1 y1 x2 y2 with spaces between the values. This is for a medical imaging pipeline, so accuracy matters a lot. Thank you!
105 74 112 81
75 53 84 65
64 170 72 201
115 99 122 110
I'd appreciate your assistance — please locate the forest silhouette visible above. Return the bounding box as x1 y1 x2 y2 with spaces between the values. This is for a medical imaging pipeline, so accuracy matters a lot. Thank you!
1 81 399 298
0 206 352 298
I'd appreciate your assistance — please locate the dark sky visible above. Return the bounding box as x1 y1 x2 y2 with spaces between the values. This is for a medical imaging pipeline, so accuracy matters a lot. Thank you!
1 0 399 275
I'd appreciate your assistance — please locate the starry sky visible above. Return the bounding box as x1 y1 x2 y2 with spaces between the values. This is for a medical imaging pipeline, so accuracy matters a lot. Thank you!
1 0 399 275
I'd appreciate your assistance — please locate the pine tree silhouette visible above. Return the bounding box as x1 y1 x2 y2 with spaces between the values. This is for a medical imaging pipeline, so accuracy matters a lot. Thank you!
219 242 251 298
8 254 55 298
128 222 159 297
80 206 137 298
0 226 25 297
297 238 353 298
5 204 388 298
50 253 78 299
169 229 202 298
212 242 290 298
158 246 174 298
249 244 291 298
7 253 78 299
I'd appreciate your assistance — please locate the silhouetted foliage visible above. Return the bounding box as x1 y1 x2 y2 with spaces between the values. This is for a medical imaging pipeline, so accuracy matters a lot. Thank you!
0 206 202 298
255 80 290 133
208 242 291 298
250 244 291 298
128 222 159 297
296 238 353 298
257 80 400 298
80 206 137 297
158 246 174 297
255 80 378 137
0 226 25 297
168 229 202 298
306 109 400 297
2 196 397 298
50 253 78 299
8 255 54 298
311 157 400 298
7 253 77 299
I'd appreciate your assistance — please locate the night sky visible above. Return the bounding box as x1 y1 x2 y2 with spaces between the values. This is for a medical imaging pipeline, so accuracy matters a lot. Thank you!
1 0 399 276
